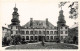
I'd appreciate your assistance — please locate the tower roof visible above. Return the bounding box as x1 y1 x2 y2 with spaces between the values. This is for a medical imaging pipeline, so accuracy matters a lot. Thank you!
57 10 66 26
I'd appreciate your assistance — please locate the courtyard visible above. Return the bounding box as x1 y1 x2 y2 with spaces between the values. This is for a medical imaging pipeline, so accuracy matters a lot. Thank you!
5 42 78 49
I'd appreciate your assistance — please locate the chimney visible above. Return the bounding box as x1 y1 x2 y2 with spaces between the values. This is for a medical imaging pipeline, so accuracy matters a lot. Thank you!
30 18 33 27
46 18 49 27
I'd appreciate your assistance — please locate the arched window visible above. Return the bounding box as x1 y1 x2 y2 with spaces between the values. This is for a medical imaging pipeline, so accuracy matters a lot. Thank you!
65 31 67 34
30 31 33 34
26 36 29 40
26 31 29 34
65 27 67 29
35 36 37 40
39 31 41 34
21 31 25 34
54 31 58 34
61 31 63 34
35 31 38 34
50 31 53 34
46 36 49 40
43 31 46 34
50 36 53 40
30 36 33 40
47 31 49 34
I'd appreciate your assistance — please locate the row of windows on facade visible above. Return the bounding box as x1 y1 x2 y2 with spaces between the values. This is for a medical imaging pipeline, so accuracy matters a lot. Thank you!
11 26 18 29
22 36 67 40
10 26 68 29
60 27 68 29
21 31 68 34
11 31 68 34
20 31 58 34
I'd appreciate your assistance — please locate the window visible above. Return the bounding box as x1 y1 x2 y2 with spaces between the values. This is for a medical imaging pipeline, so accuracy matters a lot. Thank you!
50 31 53 34
47 31 49 34
65 31 67 34
39 31 41 34
21 31 25 34
61 36 63 40
30 31 33 34
43 31 46 34
65 27 67 29
26 36 29 40
54 31 57 34
61 31 63 34
35 31 38 34
26 31 29 34
47 36 49 40
30 36 33 40
35 36 37 40
50 36 53 40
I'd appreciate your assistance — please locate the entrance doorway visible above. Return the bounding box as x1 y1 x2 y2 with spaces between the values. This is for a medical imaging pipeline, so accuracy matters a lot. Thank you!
38 36 45 41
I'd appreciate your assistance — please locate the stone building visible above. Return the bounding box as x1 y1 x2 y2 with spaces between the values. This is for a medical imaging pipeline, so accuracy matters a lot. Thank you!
7 5 69 42
2 27 11 38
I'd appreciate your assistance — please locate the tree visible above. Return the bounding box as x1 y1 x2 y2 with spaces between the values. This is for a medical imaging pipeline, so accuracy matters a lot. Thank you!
12 34 21 45
73 36 77 44
21 37 26 44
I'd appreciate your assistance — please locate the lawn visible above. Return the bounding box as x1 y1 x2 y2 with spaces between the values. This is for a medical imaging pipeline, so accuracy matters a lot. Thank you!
5 42 78 49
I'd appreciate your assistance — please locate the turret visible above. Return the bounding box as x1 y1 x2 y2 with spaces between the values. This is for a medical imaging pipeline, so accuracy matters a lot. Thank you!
8 4 20 35
11 4 20 25
57 10 68 42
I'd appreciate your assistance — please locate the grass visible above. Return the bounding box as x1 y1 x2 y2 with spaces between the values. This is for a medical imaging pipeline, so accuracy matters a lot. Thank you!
5 42 78 49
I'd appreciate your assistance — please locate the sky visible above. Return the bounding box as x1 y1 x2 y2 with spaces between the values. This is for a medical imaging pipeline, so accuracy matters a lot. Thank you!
0 0 78 28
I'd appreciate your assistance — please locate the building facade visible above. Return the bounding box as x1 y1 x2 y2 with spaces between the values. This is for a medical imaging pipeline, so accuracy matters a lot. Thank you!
6 6 69 42
2 27 11 38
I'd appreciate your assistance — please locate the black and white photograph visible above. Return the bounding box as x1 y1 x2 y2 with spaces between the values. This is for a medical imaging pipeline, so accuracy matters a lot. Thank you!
1 0 79 50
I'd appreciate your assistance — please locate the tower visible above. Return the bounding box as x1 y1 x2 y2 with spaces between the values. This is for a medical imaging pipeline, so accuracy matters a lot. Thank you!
8 4 20 36
57 10 68 42
57 10 66 26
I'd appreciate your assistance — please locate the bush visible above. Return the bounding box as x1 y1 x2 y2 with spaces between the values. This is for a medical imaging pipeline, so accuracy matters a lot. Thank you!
73 36 78 44
2 37 11 46
11 34 21 45
64 36 70 43
21 37 26 44
55 38 60 43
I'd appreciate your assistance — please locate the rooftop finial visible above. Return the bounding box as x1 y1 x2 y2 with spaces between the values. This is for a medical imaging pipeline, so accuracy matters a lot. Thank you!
15 3 16 8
